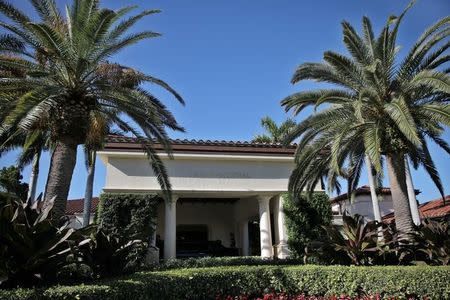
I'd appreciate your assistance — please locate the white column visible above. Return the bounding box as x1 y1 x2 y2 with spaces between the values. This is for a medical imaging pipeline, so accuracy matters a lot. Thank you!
365 155 382 222
277 195 290 259
257 195 273 258
241 221 249 256
405 158 421 226
164 195 178 259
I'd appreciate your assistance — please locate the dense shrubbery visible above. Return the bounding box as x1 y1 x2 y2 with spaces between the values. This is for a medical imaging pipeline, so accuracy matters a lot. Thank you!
150 256 303 270
0 193 151 288
1 265 449 299
97 193 159 241
0 194 76 287
283 192 332 259
306 214 450 266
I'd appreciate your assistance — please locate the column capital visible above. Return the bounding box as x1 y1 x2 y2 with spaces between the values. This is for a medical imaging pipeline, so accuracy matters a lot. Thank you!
167 194 179 204
256 195 273 204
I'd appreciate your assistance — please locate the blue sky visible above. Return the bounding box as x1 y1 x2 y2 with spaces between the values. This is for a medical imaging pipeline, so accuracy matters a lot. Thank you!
0 0 449 202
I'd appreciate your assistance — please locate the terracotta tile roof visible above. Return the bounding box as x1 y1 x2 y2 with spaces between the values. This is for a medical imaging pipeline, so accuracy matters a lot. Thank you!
383 195 450 223
65 197 99 215
103 135 299 155
330 185 420 203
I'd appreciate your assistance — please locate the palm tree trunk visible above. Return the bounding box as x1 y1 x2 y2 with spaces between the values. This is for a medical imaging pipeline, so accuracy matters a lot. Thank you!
44 137 78 220
82 151 96 227
386 154 414 240
404 158 421 226
27 151 40 202
365 155 382 222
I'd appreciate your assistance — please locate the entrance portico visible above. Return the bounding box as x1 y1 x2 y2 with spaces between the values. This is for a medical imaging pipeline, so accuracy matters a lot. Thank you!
98 136 321 259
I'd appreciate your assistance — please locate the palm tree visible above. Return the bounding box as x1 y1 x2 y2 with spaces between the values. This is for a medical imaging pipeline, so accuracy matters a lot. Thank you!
281 3 449 239
0 0 184 220
253 116 296 143
0 129 50 202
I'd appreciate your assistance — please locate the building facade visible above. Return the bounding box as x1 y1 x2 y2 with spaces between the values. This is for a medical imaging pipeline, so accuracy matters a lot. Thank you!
97 136 321 259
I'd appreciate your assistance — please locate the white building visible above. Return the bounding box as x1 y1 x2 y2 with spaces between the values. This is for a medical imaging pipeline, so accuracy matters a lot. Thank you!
330 185 420 225
98 136 322 259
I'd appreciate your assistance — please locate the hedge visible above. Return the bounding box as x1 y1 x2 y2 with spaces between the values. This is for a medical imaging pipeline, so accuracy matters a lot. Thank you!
150 256 304 270
1 265 449 300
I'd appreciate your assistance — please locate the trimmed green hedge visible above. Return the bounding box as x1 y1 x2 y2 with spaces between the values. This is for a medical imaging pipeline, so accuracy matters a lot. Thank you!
1 265 449 299
151 256 303 270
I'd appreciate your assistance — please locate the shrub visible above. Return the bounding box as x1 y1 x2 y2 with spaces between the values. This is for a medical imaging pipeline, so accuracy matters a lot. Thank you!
97 193 159 241
413 219 450 266
1 265 449 299
0 194 75 288
69 225 148 279
283 192 332 259
150 256 303 271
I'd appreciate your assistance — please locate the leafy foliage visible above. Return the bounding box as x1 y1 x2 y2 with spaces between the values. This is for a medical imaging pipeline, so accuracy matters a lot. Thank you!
320 214 383 266
0 194 74 288
0 165 28 200
1 265 449 299
151 256 303 271
281 2 449 236
413 219 450 265
283 192 332 259
69 225 148 279
0 0 184 207
253 117 296 143
97 193 159 241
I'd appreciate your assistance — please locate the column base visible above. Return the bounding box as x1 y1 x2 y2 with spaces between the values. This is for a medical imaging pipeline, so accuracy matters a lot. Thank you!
276 242 290 259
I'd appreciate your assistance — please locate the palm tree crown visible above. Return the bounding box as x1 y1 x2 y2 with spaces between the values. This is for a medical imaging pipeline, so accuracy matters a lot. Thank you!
0 0 184 218
253 116 296 143
281 3 449 237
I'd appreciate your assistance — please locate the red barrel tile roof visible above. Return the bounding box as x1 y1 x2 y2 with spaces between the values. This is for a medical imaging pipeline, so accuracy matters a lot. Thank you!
65 197 99 215
103 135 299 155
383 195 450 223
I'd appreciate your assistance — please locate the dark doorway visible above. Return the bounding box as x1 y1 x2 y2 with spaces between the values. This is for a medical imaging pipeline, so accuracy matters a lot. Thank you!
248 220 261 256
176 225 208 257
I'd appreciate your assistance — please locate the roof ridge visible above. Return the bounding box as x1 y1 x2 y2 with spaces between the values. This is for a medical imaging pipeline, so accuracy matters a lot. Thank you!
104 134 298 149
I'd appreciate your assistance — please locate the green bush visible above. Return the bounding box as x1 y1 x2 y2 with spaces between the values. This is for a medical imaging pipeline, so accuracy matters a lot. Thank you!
97 193 160 241
150 256 303 270
283 192 332 259
1 265 449 299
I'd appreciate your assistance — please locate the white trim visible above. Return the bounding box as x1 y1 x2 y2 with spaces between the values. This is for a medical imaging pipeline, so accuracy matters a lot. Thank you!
97 150 294 162
102 187 286 197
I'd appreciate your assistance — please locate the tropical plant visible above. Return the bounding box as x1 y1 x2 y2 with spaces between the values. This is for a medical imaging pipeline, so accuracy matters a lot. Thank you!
70 225 147 278
0 165 28 201
0 193 74 287
0 0 184 220
413 219 450 265
320 214 383 265
281 2 449 239
253 116 296 143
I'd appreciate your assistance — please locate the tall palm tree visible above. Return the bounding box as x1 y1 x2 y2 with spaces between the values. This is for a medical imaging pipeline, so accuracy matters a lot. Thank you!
253 116 296 143
281 3 449 238
0 0 184 220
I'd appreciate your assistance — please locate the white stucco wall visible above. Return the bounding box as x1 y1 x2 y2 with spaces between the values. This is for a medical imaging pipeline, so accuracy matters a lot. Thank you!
332 194 394 221
100 152 297 194
67 214 94 229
